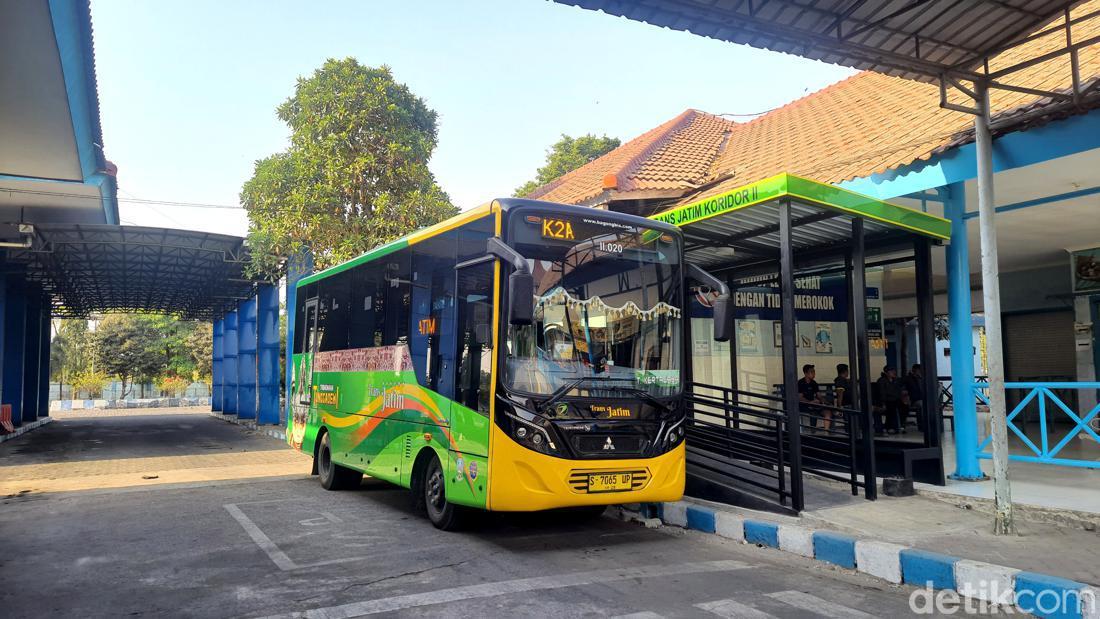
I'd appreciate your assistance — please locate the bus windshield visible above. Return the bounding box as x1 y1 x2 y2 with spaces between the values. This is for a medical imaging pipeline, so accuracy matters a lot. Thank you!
504 212 683 400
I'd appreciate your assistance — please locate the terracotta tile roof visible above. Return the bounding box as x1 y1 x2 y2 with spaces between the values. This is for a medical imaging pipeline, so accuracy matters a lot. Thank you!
528 109 739 204
530 1 1100 207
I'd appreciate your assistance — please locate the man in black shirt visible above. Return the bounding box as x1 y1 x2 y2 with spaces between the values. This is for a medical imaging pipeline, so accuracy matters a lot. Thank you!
797 364 823 429
904 363 926 432
834 363 852 408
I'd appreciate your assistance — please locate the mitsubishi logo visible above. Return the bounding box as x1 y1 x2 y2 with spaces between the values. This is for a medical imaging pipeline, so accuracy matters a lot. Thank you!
603 437 615 451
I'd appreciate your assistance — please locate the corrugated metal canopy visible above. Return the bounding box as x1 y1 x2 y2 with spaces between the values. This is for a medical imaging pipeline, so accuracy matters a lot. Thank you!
678 198 905 269
554 0 1083 83
4 224 267 320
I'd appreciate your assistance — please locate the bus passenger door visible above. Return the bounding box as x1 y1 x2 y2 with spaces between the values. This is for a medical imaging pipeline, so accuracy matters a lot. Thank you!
452 260 495 450
290 297 319 452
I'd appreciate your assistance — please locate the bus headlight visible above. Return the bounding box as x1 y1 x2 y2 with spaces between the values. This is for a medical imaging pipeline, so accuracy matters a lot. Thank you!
503 411 558 455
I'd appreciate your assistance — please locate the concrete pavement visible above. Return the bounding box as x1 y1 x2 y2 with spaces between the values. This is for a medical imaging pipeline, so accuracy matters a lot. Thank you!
0 412 944 618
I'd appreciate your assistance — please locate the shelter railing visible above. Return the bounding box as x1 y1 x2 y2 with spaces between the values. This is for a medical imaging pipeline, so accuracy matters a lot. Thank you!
685 382 794 507
973 382 1100 469
684 382 873 511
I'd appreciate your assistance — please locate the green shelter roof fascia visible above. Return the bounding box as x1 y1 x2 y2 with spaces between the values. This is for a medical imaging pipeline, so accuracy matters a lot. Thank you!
649 173 950 241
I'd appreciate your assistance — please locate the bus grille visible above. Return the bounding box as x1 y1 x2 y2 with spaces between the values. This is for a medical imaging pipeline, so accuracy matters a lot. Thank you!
567 468 650 493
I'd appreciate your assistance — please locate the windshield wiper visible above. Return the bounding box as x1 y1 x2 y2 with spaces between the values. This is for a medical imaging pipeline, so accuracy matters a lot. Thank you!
537 377 586 414
617 386 673 414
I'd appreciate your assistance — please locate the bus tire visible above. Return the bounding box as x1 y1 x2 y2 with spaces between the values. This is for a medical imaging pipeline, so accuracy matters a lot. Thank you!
317 431 362 491
422 455 465 531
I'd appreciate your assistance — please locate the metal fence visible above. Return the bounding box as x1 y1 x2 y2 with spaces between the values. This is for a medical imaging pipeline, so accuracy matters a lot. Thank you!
972 381 1100 469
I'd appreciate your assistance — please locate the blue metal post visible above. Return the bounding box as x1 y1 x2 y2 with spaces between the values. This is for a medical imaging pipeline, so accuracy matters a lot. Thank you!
285 252 313 422
257 284 279 425
223 309 239 415
38 306 50 417
237 296 258 420
21 292 41 423
945 183 984 480
211 318 224 411
2 273 26 425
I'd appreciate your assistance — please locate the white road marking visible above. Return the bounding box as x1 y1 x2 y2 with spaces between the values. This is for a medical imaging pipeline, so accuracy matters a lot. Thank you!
259 560 749 619
224 503 298 571
609 612 665 619
695 598 776 618
766 590 873 618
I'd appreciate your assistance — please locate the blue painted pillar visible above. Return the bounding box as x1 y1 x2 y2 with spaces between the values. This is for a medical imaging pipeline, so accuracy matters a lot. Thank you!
2 273 26 425
238 296 258 420
945 183 983 480
257 284 280 425
37 307 50 417
211 318 224 411
21 291 42 423
285 252 313 422
223 309 239 415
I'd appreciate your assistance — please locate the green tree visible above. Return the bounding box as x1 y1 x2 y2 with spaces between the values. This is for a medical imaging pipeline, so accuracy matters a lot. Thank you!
242 58 457 274
186 322 213 386
92 315 165 398
514 134 621 197
50 319 93 388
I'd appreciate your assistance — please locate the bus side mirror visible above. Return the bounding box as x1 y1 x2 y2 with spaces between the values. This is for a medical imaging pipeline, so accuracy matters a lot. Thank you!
685 262 733 343
712 296 732 342
509 271 534 326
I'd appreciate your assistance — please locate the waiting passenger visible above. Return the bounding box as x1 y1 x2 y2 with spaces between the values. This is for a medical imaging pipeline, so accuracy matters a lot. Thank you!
797 364 823 430
877 365 904 435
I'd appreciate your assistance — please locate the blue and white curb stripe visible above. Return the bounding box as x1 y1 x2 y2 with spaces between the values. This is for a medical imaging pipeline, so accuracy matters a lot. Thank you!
642 500 1097 619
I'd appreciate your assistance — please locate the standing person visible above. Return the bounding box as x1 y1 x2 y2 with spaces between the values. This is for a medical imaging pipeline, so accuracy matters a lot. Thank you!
829 363 853 432
877 365 904 434
797 364 823 430
904 363 926 433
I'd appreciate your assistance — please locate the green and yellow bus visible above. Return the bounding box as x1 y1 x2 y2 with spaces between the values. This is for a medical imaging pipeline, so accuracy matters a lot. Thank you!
288 198 730 529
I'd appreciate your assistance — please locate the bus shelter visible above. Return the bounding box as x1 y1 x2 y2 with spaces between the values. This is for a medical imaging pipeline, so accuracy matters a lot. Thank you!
654 173 950 512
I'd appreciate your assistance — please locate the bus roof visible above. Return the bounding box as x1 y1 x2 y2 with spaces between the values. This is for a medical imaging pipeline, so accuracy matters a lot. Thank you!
295 198 682 288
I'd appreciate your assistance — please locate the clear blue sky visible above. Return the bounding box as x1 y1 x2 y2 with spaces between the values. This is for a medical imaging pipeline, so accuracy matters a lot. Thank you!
90 0 855 235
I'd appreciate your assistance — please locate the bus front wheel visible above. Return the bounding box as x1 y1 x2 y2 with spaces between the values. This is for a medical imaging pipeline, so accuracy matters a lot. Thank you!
317 432 362 491
423 455 466 531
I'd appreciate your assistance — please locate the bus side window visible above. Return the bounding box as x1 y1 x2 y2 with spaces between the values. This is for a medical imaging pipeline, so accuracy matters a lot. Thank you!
318 272 351 352
455 262 494 414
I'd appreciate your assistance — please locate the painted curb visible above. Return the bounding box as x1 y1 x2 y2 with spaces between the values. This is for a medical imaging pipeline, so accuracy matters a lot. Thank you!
0 416 53 443
641 500 1096 618
209 412 287 442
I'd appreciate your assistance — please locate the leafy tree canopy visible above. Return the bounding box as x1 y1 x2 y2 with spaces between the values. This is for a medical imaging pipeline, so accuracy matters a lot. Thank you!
514 134 620 197
242 58 457 274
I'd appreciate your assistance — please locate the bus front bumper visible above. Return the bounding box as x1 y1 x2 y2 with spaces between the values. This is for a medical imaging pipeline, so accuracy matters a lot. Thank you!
487 426 685 512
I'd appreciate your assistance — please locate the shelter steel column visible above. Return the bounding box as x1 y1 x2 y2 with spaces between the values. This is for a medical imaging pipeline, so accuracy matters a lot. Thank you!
257 284 279 425
850 218 876 500
975 82 1013 533
945 188 982 478
238 297 258 421
2 273 26 425
21 291 42 423
223 309 239 415
212 319 224 412
37 306 50 418
915 237 943 467
778 199 804 512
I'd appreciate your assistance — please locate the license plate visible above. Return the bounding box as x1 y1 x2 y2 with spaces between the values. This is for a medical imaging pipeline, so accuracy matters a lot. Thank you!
588 473 632 493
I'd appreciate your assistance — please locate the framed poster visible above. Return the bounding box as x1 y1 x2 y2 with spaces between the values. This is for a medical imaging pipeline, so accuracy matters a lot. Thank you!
772 321 783 348
737 320 761 355
815 321 833 354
